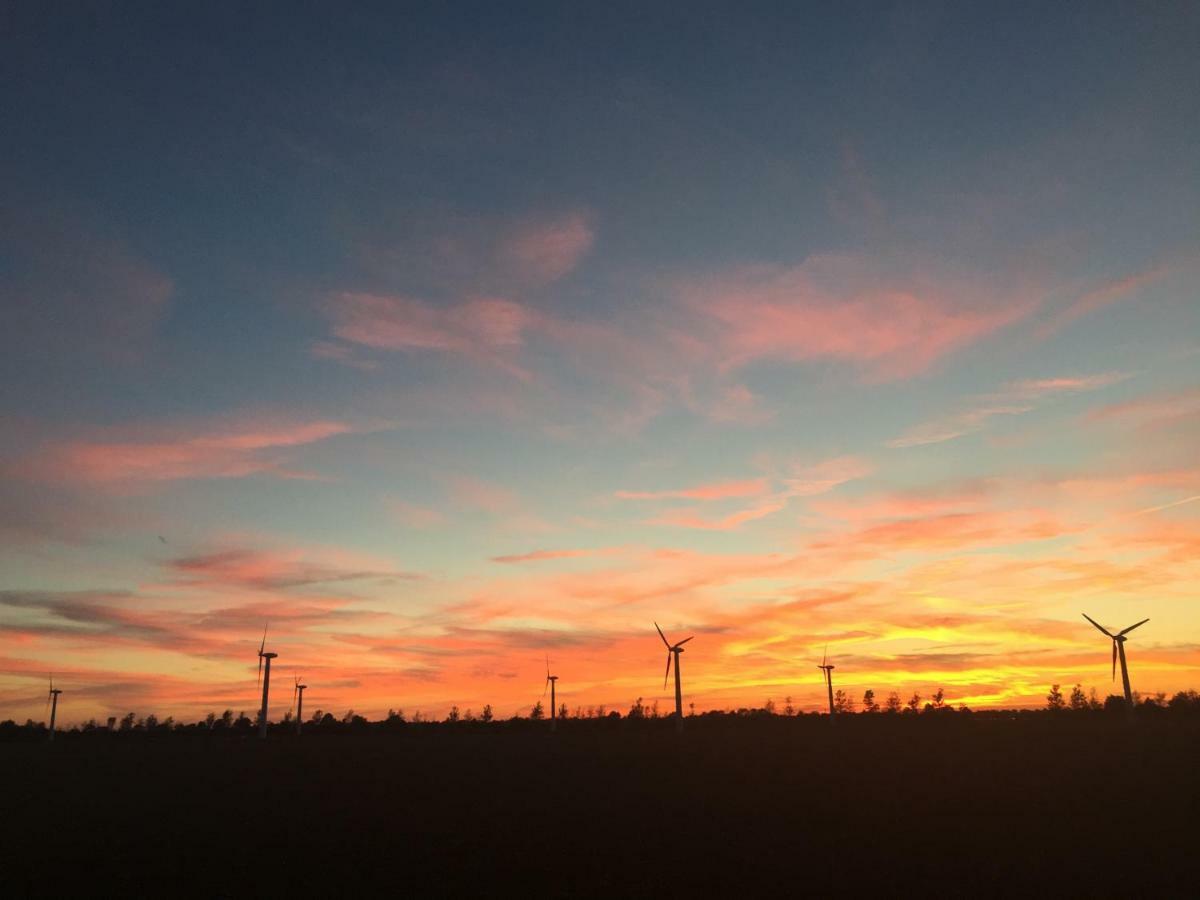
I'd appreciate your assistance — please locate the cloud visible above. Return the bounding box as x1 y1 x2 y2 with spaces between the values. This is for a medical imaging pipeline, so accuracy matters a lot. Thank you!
498 211 594 284
490 548 595 564
17 417 359 486
446 474 520 514
1036 264 1170 338
167 548 418 591
677 255 1032 380
784 456 874 497
387 499 446 529
620 457 872 531
1087 387 1200 429
615 478 770 501
648 500 789 531
0 205 173 366
325 293 532 356
887 371 1131 448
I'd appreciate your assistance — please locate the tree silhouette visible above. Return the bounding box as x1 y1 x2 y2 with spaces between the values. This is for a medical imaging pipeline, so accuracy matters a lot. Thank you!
885 692 902 713
480 704 494 723
905 693 921 714
530 701 545 720
446 706 460 723
1068 684 1088 711
833 690 854 713
861 689 878 713
1046 684 1064 711
784 696 795 716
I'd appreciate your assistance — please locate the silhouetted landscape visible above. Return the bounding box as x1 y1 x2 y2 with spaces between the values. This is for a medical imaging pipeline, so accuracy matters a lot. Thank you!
5 698 1199 897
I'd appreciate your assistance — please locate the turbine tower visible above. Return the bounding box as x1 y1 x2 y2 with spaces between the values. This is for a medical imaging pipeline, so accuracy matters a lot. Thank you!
817 646 835 719
46 675 63 742
1083 613 1149 710
256 623 277 740
293 676 308 735
542 657 559 731
655 622 694 731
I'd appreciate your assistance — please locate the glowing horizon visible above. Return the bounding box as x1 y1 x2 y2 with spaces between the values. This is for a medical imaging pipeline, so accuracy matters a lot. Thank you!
1 6 1198 726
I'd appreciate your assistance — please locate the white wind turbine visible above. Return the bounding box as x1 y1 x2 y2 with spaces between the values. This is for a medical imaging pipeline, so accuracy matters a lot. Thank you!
256 623 277 740
1082 613 1149 710
655 622 693 731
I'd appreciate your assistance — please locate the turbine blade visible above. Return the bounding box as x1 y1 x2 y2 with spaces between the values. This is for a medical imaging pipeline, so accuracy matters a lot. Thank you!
654 622 670 648
822 644 828 667
1082 613 1113 638
541 677 549 699
664 652 672 689
676 636 694 646
1118 618 1150 636
259 622 268 655
1112 641 1117 681
257 655 263 688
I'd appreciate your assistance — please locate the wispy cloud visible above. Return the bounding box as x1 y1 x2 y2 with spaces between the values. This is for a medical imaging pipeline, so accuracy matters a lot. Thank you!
16 417 365 486
887 371 1131 448
497 211 594 284
491 548 595 564
1036 264 1171 338
615 478 769 501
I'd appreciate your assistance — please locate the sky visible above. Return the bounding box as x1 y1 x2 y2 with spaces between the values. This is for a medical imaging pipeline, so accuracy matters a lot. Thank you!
1 3 1198 725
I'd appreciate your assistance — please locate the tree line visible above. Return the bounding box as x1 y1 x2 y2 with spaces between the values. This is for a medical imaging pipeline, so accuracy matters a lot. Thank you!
5 686 1200 741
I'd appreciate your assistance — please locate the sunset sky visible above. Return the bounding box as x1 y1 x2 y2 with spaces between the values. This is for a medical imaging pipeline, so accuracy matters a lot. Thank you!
2 4 1198 725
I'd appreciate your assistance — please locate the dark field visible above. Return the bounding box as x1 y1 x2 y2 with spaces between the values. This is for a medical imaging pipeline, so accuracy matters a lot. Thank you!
5 715 1198 898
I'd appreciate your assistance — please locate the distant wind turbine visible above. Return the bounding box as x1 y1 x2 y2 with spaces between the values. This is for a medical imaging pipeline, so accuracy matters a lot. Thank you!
1082 613 1149 710
655 622 693 731
293 676 307 735
817 646 836 719
542 657 559 731
256 623 277 740
46 675 63 742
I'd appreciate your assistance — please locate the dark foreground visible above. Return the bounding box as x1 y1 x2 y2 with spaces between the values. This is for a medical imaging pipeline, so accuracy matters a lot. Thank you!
4 715 1198 898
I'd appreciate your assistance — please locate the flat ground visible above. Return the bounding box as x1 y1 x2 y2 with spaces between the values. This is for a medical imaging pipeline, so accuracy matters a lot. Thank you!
4 714 1197 898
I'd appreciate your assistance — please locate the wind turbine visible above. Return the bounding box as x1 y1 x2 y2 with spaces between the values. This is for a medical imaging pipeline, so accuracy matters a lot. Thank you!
1082 613 1149 709
542 657 559 731
817 646 835 719
655 622 693 731
46 675 63 742
292 676 307 736
256 623 277 740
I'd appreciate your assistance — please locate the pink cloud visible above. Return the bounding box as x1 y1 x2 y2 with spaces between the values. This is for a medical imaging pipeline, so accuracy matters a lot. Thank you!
446 474 519 514
648 499 788 531
167 546 418 591
784 456 873 497
0 205 173 366
1087 387 1200 428
490 548 594 564
499 211 594 284
387 499 446 529
18 417 358 486
678 256 1032 380
616 478 770 501
1036 264 1170 338
888 371 1130 448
